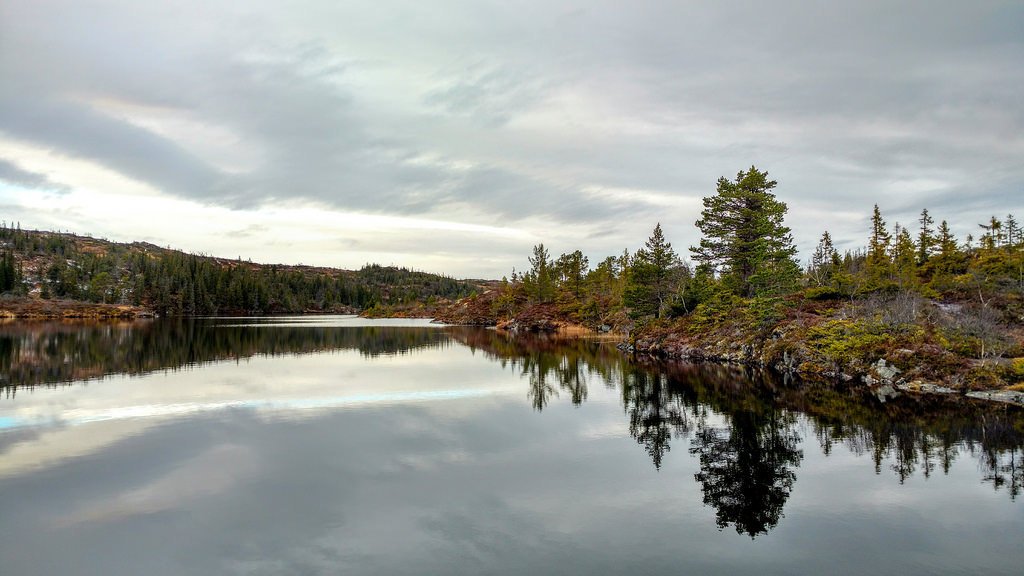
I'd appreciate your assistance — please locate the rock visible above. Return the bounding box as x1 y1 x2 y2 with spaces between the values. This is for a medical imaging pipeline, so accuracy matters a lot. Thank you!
870 358 900 384
896 380 957 395
965 390 1024 407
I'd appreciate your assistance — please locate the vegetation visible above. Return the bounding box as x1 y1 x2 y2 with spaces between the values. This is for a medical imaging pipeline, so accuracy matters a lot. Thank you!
692 167 800 298
441 165 1023 393
0 224 475 316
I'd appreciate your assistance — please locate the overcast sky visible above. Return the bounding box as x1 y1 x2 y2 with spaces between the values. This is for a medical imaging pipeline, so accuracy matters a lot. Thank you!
1 1 1021 278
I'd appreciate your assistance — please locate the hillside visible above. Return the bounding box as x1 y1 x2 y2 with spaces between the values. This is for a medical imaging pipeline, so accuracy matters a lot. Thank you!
0 224 478 316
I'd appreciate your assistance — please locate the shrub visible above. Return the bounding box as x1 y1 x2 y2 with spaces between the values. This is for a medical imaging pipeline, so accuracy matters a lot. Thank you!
803 286 843 301
1005 358 1024 383
804 319 894 369
689 290 745 332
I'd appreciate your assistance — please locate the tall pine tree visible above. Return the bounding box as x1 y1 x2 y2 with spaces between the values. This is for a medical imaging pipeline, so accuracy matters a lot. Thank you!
917 208 934 264
691 167 799 297
866 204 892 287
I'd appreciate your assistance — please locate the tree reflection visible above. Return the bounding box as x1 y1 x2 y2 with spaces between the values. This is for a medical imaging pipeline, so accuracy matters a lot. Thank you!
619 362 803 536
621 367 694 469
449 329 600 412
981 447 1022 499
558 355 588 406
0 319 451 393
521 352 559 411
523 353 592 411
450 328 1024 512
5 319 1024 542
690 408 802 537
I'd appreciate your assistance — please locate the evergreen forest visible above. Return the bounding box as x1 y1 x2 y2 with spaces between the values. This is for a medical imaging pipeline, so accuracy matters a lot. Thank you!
0 226 475 316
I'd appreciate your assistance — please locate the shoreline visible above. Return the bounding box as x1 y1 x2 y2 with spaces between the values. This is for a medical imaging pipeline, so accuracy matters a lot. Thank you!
1 303 1020 409
0 297 153 320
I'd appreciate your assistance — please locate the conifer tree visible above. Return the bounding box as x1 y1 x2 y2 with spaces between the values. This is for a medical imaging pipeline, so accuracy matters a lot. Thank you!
930 220 964 277
917 208 934 264
866 204 892 285
1005 214 1019 247
691 167 799 297
808 231 839 287
626 223 682 319
0 252 15 292
979 216 1003 250
555 250 589 299
523 243 555 303
892 225 917 290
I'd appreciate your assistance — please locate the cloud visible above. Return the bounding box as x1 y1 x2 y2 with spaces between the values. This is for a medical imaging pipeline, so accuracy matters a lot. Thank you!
424 62 553 127
0 0 1021 275
0 159 70 193
56 443 258 527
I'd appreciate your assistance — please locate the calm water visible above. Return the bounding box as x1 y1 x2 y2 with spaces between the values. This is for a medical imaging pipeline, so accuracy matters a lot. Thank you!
0 316 1021 575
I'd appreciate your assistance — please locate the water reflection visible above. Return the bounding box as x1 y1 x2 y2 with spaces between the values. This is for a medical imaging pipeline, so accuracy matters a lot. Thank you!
1 318 1022 541
690 410 802 537
0 317 450 393
452 329 1024 529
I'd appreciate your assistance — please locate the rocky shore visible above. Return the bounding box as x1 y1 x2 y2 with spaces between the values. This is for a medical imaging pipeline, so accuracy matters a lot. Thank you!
624 316 1024 408
432 291 1024 409
0 296 153 320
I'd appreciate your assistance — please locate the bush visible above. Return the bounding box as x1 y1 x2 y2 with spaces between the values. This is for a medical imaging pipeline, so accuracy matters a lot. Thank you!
745 296 788 329
689 290 745 332
804 319 894 369
964 364 1004 390
938 303 1012 360
1005 358 1024 383
803 286 843 301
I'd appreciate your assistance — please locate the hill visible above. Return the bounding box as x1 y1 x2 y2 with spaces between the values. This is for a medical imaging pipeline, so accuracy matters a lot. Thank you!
0 224 478 316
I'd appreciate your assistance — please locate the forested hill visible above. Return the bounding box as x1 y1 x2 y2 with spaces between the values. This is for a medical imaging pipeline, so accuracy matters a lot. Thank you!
0 224 477 315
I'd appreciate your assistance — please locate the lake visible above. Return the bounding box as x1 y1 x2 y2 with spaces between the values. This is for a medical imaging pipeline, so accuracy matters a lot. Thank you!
0 316 1021 575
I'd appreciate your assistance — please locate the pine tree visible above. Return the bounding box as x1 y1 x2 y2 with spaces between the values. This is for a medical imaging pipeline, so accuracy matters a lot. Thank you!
866 204 892 286
979 216 1003 250
892 225 917 290
524 244 555 303
917 208 934 264
691 167 800 297
1005 214 1020 248
626 223 683 318
931 220 965 277
0 252 14 292
808 231 840 288
554 250 589 299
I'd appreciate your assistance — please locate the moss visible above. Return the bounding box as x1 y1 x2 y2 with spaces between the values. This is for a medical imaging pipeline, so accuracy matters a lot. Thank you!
1009 358 1024 382
964 365 1006 391
804 319 895 368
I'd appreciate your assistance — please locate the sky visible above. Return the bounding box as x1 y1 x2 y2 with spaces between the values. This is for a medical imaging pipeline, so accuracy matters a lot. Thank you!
1 1 1022 279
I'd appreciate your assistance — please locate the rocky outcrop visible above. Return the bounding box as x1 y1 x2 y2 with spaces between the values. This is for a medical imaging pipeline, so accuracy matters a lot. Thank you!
432 290 501 325
628 316 1023 409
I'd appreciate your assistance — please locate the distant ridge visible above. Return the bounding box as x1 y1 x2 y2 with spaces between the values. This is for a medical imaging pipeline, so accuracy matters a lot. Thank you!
0 224 479 316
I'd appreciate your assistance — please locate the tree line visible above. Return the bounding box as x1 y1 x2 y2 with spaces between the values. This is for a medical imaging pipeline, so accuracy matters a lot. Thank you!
0 225 475 315
500 166 1023 329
